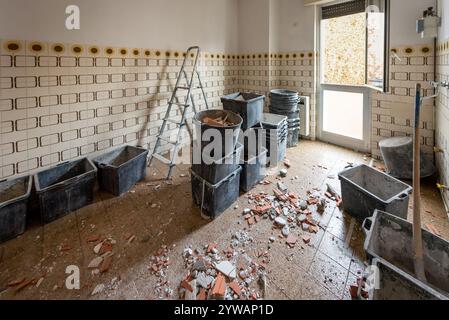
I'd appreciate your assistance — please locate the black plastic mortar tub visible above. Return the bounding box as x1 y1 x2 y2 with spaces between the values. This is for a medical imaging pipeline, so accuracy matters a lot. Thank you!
34 158 97 223
261 113 288 165
269 89 299 112
240 147 268 192
94 145 149 196
192 142 243 185
191 166 241 220
194 109 243 158
338 164 412 220
221 92 265 130
0 175 32 243
368 258 448 300
363 210 449 299
239 123 265 157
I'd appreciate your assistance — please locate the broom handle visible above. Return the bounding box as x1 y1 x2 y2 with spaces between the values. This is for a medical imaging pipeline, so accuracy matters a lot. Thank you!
413 83 427 282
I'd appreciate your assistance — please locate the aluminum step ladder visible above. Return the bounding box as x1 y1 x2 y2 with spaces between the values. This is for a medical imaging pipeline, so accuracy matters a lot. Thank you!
148 46 209 180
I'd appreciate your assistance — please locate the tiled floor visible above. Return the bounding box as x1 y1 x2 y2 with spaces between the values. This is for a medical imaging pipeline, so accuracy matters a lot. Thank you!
0 140 447 300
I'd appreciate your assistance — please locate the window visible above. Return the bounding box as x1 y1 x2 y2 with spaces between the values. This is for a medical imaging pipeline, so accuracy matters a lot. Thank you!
321 0 390 92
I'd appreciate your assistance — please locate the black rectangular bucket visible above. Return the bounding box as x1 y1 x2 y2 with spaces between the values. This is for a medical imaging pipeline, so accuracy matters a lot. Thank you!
94 145 149 196
338 164 412 220
190 166 241 220
221 92 265 130
239 123 265 157
363 210 449 299
0 175 32 243
34 158 97 223
240 147 268 192
261 113 288 165
192 142 243 185
369 258 448 300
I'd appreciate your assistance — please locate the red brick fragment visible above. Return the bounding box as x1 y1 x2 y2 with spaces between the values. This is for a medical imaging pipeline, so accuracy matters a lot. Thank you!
229 280 241 296
211 274 226 297
181 280 193 292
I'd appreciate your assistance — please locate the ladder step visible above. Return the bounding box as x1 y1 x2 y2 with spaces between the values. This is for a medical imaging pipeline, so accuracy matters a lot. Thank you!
176 86 201 90
164 119 184 126
157 135 178 145
152 153 172 165
170 102 189 107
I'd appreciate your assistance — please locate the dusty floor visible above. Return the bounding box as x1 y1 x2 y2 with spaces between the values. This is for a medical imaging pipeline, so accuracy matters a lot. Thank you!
0 140 448 300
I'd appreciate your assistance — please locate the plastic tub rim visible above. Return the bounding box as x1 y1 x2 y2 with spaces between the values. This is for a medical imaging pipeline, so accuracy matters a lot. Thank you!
93 145 148 169
190 166 242 189
0 175 32 209
193 109 243 129
221 92 266 104
34 158 98 193
338 164 413 205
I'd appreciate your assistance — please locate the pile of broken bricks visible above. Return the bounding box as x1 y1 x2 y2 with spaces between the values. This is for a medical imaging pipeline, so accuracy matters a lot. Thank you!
241 179 333 249
149 244 175 299
178 231 265 301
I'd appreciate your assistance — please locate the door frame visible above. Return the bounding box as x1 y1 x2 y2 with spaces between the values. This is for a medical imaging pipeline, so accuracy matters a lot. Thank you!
317 84 371 153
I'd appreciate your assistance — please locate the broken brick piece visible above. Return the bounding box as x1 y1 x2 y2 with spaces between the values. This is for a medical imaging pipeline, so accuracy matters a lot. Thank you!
197 288 207 300
60 244 72 252
181 280 194 292
14 278 33 292
229 280 241 296
247 217 256 226
308 225 319 234
87 235 101 243
302 236 311 244
100 256 112 273
99 242 113 255
211 274 226 297
8 278 25 287
254 204 272 214
207 243 218 253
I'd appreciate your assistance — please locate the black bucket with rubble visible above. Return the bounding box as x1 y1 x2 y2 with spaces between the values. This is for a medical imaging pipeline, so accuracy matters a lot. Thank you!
194 109 243 158
0 175 32 243
363 210 449 300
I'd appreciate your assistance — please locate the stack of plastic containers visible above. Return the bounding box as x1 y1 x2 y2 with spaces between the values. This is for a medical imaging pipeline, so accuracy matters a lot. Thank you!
261 113 288 165
222 93 268 192
269 89 301 148
191 109 243 219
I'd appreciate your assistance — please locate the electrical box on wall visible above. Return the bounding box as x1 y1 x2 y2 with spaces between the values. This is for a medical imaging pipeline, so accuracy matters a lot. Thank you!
417 7 441 39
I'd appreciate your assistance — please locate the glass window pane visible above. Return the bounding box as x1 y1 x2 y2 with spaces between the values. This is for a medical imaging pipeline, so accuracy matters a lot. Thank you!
366 0 389 90
322 90 364 140
321 13 366 86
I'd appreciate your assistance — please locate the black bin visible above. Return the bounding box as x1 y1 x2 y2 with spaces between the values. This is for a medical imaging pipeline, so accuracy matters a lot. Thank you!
241 148 268 192
239 123 264 157
194 109 243 158
191 166 241 219
261 113 288 165
94 145 149 196
34 158 97 223
192 142 243 184
0 176 32 243
221 92 265 130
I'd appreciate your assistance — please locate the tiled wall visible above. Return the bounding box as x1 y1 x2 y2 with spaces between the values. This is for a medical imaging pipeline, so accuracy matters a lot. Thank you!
1 38 437 180
238 51 317 138
0 39 240 179
371 43 435 159
436 38 449 209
